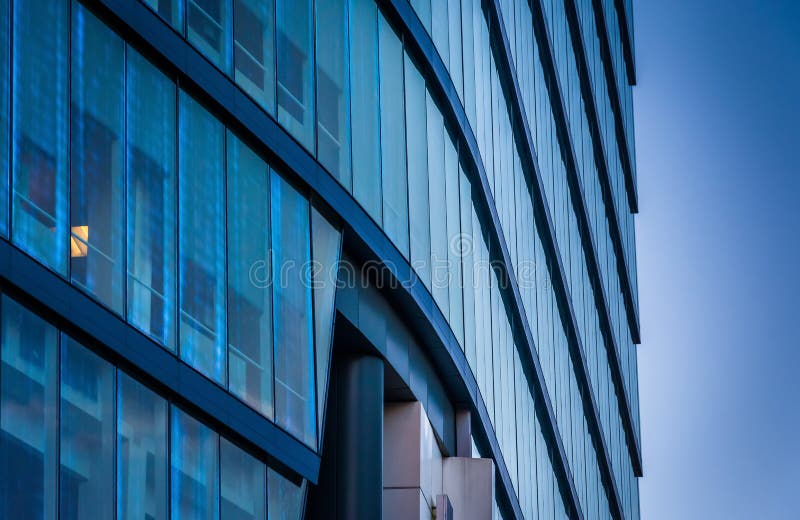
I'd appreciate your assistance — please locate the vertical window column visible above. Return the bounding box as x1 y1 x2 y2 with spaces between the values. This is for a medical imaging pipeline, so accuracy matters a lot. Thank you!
12 0 69 273
171 407 220 520
233 0 275 114
178 91 227 385
70 4 125 314
126 50 177 351
0 0 9 236
188 0 232 72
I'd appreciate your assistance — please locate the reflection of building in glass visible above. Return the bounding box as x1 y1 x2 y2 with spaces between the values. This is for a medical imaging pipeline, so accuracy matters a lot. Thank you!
0 0 642 517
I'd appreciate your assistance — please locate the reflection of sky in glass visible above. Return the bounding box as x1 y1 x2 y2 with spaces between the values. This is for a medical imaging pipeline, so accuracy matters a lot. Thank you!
634 1 800 518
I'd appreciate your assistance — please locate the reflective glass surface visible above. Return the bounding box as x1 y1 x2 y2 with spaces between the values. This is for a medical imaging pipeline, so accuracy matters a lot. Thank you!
276 0 315 151
221 438 266 520
171 406 219 520
233 0 275 114
188 0 231 72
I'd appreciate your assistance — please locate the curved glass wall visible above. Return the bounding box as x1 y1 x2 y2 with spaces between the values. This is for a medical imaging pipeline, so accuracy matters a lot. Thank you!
1 0 343 452
0 294 305 520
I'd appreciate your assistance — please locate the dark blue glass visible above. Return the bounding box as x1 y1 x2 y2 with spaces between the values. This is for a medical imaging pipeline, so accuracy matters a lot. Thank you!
271 173 315 448
311 207 341 436
171 407 219 520
221 438 266 520
0 296 58 520
267 468 304 520
59 335 115 520
0 0 8 236
178 91 226 384
227 132 273 419
142 0 183 32
233 0 275 114
126 50 177 351
117 373 168 520
378 16 408 256
12 0 69 273
315 0 351 187
276 0 315 151
188 0 231 72
70 3 125 314
349 0 381 220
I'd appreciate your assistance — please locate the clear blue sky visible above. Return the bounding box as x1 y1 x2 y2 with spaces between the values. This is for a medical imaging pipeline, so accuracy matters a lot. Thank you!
633 0 800 518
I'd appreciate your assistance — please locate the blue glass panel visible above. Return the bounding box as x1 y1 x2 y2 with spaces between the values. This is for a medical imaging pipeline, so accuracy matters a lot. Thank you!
0 0 8 236
233 0 275 114
426 94 448 313
171 407 219 520
70 4 125 314
349 0 381 220
310 207 341 436
178 91 226 384
404 53 430 289
59 335 114 520
445 140 463 346
126 50 177 350
117 373 168 520
378 16 408 256
221 438 266 520
0 296 58 520
276 0 315 151
142 0 183 32
315 0 351 188
12 0 69 273
227 132 273 419
267 468 304 520
188 0 231 72
271 173 315 448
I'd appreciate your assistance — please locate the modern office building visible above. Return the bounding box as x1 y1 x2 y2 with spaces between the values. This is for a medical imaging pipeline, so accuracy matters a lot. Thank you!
0 0 642 518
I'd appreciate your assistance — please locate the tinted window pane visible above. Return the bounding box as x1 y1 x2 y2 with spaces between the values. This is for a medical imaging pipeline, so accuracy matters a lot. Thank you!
404 53 430 288
276 0 314 151
117 373 168 520
188 0 231 72
349 0 381 220
445 138 463 345
12 0 69 273
59 336 114 520
126 50 177 350
142 0 183 32
315 0 350 187
71 4 125 314
227 132 273 419
271 173 315 447
221 439 265 520
0 297 58 520
267 468 303 520
378 17 408 256
426 94 448 312
311 208 341 435
0 0 8 236
171 407 219 520
179 92 226 384
233 0 275 114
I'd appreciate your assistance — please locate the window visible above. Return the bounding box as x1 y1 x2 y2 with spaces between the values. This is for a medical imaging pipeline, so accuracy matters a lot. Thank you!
426 94 449 313
271 173 315 448
117 373 168 520
404 53 430 288
171 407 219 520
445 138 463 345
59 336 115 520
378 16 408 256
349 0 381 221
276 0 315 151
0 296 58 519
268 468 304 520
70 4 125 314
315 0 351 187
221 439 265 520
178 91 226 384
12 0 69 274
0 0 9 236
311 208 341 435
188 0 231 72
227 132 273 419
126 49 177 351
233 0 275 114
141 0 183 32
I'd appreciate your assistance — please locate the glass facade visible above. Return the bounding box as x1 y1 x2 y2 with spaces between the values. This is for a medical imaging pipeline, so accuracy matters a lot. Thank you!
0 0 643 517
0 294 306 520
